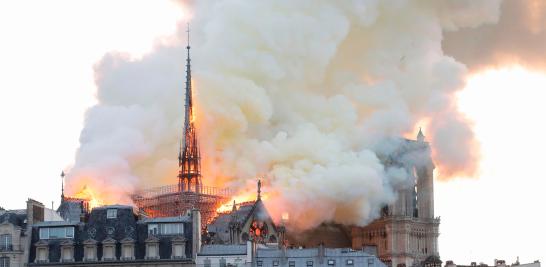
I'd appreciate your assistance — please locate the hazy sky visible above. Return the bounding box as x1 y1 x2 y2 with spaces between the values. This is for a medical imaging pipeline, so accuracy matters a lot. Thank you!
0 0 544 264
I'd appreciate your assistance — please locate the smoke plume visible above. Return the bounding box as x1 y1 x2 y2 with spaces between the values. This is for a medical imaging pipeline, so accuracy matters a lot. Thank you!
67 0 500 228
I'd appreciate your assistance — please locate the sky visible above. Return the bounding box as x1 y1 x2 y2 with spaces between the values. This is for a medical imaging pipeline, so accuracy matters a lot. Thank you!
0 0 545 265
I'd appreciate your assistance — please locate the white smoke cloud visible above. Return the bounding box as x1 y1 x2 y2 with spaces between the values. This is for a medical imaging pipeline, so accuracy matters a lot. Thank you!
67 0 500 228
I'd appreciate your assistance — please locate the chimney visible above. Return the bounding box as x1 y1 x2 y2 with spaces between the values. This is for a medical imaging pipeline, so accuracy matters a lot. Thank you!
26 199 45 225
318 242 325 264
191 208 201 259
24 199 45 266
246 240 253 265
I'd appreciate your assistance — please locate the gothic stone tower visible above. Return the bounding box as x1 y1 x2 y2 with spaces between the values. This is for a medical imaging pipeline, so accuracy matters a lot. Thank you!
178 27 202 194
351 129 440 267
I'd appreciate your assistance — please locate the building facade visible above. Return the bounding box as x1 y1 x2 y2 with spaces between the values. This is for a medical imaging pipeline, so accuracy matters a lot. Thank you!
351 130 440 267
197 242 388 267
27 205 201 267
0 199 62 267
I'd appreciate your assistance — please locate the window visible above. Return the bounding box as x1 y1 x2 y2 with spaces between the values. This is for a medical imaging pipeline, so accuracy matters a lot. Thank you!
37 247 48 262
122 245 133 259
160 223 183 235
0 235 11 251
0 257 9 267
307 261 314 266
289 261 296 267
204 258 211 267
148 224 158 235
328 259 336 265
103 245 115 260
219 258 227 267
148 223 183 235
173 243 185 258
107 209 117 219
368 258 375 265
39 227 74 239
347 259 354 265
62 247 73 261
273 260 279 266
257 261 263 267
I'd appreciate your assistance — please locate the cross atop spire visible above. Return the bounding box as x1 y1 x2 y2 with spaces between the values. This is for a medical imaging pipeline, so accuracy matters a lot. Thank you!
186 22 190 49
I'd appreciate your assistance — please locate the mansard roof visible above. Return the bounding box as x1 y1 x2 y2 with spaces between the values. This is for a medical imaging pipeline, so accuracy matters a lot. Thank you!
57 199 85 222
0 210 26 227
33 221 79 227
199 244 247 256
138 215 191 224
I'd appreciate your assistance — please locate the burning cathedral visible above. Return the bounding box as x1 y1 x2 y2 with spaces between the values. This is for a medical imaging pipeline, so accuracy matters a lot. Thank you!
129 31 441 267
58 30 441 267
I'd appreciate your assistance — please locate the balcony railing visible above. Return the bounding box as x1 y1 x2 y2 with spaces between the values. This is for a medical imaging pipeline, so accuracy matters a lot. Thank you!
0 245 13 251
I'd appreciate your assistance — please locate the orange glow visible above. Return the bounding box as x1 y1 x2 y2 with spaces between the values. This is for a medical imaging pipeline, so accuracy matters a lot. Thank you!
216 193 257 213
74 185 103 209
216 188 271 213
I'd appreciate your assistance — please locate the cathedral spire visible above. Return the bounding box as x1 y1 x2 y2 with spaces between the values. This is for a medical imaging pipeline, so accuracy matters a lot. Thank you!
178 23 202 193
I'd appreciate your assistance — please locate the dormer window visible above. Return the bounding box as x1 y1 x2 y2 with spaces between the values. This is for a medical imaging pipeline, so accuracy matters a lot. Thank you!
39 227 74 239
107 209 117 219
148 223 183 235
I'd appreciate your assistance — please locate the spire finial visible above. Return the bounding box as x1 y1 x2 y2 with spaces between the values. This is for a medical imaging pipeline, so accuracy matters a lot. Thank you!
257 179 262 201
186 22 190 49
61 170 65 201
417 127 425 142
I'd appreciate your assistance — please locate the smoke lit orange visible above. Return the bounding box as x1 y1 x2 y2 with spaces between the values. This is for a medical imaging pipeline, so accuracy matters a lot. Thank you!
74 185 103 209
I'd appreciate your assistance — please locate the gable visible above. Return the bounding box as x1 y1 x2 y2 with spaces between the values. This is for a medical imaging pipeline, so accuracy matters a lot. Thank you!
241 200 278 243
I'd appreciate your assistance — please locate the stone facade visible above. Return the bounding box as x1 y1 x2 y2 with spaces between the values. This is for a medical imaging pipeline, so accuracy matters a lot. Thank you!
0 210 26 267
351 131 440 267
0 199 61 267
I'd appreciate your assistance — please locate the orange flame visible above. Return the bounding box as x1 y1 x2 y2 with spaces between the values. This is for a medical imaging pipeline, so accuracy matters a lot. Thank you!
216 191 268 213
74 185 103 209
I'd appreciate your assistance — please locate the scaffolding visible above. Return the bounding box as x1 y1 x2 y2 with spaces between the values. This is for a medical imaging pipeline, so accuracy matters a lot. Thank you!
131 184 232 227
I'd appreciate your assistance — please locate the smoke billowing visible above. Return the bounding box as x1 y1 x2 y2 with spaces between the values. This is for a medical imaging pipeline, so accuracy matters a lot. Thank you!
66 0 506 229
